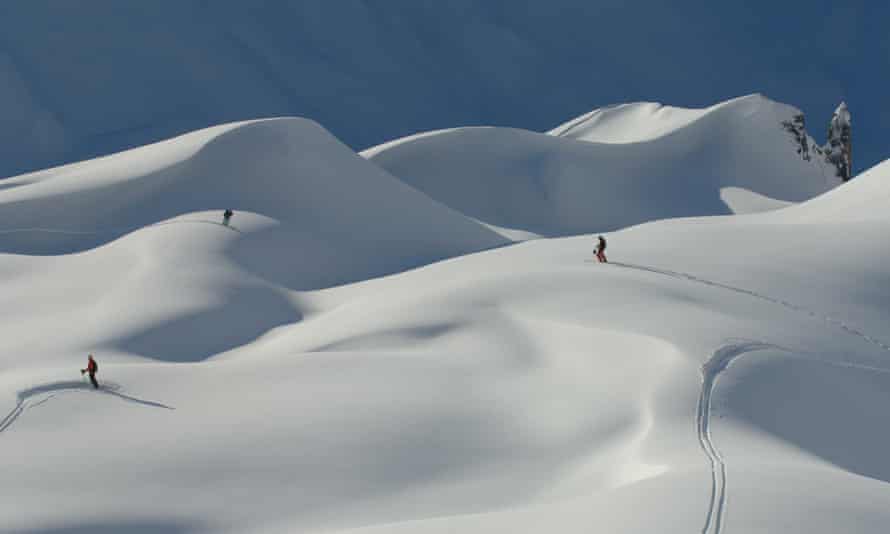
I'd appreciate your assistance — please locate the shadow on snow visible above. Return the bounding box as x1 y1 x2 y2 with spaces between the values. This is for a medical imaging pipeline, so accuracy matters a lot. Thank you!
1 380 173 434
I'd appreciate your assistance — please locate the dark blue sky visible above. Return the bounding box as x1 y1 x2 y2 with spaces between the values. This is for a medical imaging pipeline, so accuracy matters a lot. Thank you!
0 1 886 177
561 1 887 174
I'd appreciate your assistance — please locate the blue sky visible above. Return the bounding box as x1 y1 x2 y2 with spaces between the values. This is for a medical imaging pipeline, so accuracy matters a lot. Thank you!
0 1 886 176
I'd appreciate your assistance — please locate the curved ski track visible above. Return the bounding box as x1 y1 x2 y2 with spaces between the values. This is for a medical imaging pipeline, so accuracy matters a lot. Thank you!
609 262 890 534
2 252 888 534
697 342 777 534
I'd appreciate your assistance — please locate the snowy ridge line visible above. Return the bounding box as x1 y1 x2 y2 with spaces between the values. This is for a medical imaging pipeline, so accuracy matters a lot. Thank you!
612 262 890 354
0 381 172 435
549 103 625 138
697 341 778 534
551 98 725 140
0 219 242 236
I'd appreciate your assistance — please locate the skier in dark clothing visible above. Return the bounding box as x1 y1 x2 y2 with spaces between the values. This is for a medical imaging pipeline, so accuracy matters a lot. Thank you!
222 209 233 227
595 235 608 263
81 354 99 389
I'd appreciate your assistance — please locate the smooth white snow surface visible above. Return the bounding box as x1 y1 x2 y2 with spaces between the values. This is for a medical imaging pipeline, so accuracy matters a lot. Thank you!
2 102 889 534
718 186 793 214
365 95 839 236
549 101 705 143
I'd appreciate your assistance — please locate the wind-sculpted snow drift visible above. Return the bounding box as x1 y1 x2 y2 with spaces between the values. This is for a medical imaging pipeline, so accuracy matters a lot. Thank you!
2 100 890 534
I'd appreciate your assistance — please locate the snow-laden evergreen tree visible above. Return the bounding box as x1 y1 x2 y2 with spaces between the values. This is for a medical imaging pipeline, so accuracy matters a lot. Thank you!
824 102 852 181
781 113 810 161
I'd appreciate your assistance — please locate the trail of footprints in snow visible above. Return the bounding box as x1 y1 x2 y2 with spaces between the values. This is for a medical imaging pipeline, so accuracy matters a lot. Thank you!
614 262 890 354
611 262 890 534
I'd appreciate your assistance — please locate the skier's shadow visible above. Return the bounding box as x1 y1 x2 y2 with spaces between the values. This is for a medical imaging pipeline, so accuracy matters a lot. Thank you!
1 380 173 434
100 385 175 410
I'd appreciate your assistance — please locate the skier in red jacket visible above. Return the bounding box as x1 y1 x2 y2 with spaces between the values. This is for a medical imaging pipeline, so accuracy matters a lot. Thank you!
595 235 608 263
81 354 99 389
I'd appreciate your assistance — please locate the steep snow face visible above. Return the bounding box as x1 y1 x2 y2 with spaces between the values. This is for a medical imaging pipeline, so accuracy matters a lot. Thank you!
366 95 839 236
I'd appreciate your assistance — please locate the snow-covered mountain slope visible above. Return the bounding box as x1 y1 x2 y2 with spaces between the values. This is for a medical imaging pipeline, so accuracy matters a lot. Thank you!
0 118 507 285
718 186 793 213
2 117 889 533
773 158 890 222
549 100 705 143
365 95 839 236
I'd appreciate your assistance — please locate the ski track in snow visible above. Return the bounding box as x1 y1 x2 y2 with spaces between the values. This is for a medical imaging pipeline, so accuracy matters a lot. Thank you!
608 261 890 534
696 341 777 534
613 262 890 354
0 381 173 435
1 249 887 531
0 383 101 434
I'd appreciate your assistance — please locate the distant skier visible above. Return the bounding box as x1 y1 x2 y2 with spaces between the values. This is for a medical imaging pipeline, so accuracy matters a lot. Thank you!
222 209 233 227
595 235 608 263
81 354 99 389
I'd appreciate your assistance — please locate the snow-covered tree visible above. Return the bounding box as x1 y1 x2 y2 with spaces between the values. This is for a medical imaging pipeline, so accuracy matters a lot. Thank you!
824 102 852 181
781 113 810 161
